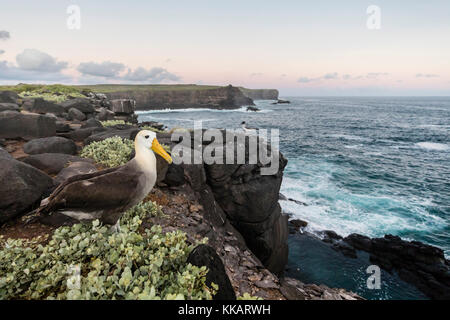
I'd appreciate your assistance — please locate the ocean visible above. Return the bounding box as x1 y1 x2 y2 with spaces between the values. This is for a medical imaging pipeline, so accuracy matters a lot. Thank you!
138 97 450 299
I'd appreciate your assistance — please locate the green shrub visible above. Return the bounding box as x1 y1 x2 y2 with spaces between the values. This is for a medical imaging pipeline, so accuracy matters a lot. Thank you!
80 137 134 168
100 120 132 127
0 201 213 300
13 85 85 103
80 136 171 168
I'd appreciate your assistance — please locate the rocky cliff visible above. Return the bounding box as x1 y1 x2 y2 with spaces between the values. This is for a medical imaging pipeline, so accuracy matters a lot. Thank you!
239 88 279 100
104 85 254 111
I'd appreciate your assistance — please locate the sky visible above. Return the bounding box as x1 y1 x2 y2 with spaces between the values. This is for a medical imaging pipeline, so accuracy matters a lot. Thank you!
0 0 449 96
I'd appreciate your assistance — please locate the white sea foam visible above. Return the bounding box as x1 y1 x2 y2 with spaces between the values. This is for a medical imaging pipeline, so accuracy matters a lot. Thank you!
136 106 273 115
415 142 449 151
280 172 445 241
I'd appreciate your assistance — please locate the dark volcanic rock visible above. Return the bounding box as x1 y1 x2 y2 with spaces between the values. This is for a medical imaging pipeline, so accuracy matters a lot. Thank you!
96 107 115 121
187 244 236 300
54 161 97 185
110 99 136 114
139 121 165 131
279 277 361 300
289 219 308 233
179 130 289 275
273 99 291 104
84 128 140 145
24 136 77 155
343 234 450 300
55 121 71 133
0 91 19 103
21 153 92 175
23 98 65 115
246 106 260 112
0 111 56 140
0 156 53 223
80 118 102 129
163 163 185 187
0 147 12 159
59 127 106 142
0 103 20 112
68 107 86 121
61 98 95 113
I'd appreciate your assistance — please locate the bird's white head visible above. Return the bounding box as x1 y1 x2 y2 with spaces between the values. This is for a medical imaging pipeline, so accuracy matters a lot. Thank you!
135 130 172 164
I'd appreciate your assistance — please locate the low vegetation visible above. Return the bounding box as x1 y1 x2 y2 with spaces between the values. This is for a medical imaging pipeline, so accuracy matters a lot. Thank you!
0 84 85 103
0 201 213 300
100 120 132 127
80 137 134 168
80 136 171 168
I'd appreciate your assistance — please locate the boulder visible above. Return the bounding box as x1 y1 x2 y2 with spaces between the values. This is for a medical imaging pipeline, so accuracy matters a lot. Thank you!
289 219 308 231
23 98 65 115
55 121 71 133
0 91 19 103
61 98 95 113
21 153 93 175
59 127 106 142
96 107 115 121
54 161 97 185
68 107 86 121
23 136 77 155
163 164 185 186
0 156 53 223
246 106 260 112
110 99 135 114
187 245 236 300
84 128 140 145
139 121 165 131
0 103 20 112
0 111 56 140
80 118 102 129
0 147 12 159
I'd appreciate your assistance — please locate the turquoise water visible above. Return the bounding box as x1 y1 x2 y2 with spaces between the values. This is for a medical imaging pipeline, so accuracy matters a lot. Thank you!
138 97 450 299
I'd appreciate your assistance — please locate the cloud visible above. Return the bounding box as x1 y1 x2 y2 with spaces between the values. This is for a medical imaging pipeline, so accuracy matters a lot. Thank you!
123 67 180 82
77 61 125 77
323 72 339 80
0 50 4 55
298 77 314 83
343 74 352 80
0 60 71 81
0 31 10 40
16 49 68 72
366 72 389 79
416 73 439 78
250 72 263 77
298 72 339 83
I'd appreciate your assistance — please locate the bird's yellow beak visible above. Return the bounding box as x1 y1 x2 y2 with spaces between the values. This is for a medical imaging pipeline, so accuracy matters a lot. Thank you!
151 138 172 164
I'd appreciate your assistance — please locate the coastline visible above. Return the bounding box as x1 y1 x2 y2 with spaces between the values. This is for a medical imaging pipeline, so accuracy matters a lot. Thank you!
0 87 449 300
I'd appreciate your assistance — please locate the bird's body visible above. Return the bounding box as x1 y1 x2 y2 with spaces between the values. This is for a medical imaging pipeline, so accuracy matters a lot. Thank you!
33 130 172 228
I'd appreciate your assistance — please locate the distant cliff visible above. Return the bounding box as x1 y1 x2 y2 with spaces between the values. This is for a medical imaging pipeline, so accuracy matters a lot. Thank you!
103 85 255 111
239 88 279 100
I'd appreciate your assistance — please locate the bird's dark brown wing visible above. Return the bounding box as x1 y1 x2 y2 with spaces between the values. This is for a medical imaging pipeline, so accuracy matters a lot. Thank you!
40 166 141 215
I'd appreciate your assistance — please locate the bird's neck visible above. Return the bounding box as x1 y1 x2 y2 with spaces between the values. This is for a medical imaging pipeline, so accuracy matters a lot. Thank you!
134 142 156 175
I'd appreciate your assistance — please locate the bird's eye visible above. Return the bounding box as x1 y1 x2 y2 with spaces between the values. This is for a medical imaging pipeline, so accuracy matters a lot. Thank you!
145 135 149 139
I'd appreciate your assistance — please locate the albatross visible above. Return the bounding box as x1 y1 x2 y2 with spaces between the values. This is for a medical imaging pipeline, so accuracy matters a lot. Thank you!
29 130 172 231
